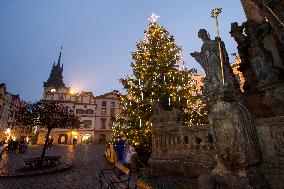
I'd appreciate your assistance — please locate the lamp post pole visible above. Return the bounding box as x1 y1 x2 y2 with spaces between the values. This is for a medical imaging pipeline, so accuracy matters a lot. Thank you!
211 8 225 85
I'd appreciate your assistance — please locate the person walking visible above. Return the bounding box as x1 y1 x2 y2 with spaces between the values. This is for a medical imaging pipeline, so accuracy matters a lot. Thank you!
50 138 53 149
115 136 125 162
13 140 19 153
7 138 12 153
46 138 50 149
0 142 4 159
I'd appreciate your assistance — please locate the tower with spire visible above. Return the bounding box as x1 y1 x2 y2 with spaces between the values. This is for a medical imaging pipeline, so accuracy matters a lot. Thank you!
43 47 65 92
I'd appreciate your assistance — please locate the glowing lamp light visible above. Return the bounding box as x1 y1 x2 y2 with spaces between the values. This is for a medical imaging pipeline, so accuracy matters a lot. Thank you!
72 131 78 136
51 89 56 93
69 89 77 95
5 128 11 134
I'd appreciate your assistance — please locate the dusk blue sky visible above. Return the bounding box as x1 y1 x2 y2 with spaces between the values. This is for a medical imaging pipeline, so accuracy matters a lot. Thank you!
0 0 246 101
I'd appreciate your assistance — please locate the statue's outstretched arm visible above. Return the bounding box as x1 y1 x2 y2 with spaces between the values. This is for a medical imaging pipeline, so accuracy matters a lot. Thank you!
191 51 207 72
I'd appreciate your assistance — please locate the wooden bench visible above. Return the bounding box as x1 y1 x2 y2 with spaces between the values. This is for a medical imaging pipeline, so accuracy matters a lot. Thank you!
99 162 131 189
24 156 61 169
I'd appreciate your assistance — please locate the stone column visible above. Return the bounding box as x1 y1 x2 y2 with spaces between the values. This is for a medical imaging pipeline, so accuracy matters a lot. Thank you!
240 0 265 23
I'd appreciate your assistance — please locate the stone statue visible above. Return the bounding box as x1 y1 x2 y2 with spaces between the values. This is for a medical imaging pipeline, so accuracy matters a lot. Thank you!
191 29 266 188
230 22 255 91
231 21 284 89
190 29 240 102
151 104 180 127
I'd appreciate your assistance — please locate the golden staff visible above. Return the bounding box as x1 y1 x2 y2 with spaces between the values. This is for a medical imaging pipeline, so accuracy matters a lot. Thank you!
211 8 225 85
265 5 284 28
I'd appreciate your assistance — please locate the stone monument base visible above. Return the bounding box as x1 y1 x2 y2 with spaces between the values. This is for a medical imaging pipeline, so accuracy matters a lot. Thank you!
198 166 269 189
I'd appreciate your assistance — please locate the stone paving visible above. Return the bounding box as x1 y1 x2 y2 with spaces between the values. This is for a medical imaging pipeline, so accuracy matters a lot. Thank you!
0 143 110 189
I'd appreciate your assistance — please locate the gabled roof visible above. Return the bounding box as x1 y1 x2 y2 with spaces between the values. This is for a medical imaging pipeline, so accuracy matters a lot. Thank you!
95 91 120 99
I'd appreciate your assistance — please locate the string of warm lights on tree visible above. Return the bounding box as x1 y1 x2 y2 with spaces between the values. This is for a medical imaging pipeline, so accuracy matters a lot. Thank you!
111 13 207 152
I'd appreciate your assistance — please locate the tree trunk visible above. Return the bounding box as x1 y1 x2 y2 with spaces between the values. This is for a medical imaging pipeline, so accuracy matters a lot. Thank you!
41 128 51 159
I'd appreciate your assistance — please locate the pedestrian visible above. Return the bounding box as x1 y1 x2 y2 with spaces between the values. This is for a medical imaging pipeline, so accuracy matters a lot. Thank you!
19 140 27 153
115 136 125 162
48 138 50 149
8 138 14 153
125 146 139 172
50 138 53 149
73 138 77 145
13 140 19 153
0 142 4 159
46 138 50 149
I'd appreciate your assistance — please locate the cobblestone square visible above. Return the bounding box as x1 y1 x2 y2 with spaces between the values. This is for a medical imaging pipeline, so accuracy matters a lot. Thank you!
0 143 108 189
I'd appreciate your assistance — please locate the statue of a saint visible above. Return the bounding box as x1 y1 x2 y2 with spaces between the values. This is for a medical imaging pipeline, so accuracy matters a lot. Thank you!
191 29 240 100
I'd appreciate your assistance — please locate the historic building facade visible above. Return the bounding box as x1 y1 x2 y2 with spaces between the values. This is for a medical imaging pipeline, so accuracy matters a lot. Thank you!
38 50 119 145
231 56 245 92
94 92 120 143
0 83 30 142
192 74 204 95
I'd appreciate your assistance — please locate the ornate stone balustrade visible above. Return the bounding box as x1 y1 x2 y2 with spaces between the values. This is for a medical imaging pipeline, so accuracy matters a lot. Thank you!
149 124 215 177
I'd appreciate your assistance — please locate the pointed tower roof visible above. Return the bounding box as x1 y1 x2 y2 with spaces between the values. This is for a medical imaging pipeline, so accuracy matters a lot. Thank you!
43 47 65 88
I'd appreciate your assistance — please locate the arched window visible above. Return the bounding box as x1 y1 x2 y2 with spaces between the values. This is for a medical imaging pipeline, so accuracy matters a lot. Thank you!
184 136 189 144
196 136 202 145
208 134 213 144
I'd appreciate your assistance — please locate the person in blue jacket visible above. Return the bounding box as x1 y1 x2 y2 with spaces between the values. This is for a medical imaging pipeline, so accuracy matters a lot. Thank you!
115 136 125 162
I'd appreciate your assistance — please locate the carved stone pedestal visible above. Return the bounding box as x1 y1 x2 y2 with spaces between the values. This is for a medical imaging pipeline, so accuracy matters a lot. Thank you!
201 100 268 189
199 168 268 189
191 28 268 189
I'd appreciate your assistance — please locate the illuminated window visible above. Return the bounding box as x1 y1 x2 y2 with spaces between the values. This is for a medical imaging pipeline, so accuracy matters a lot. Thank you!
82 134 92 143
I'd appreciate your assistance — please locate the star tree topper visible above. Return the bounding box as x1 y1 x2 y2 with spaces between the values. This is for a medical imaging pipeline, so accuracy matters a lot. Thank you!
148 13 160 23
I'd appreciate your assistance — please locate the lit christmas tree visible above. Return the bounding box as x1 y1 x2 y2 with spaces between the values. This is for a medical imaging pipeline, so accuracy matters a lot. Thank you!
112 13 207 160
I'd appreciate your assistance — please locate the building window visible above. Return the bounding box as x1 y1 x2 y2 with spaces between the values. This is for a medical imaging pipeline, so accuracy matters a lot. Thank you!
84 105 87 109
110 108 115 116
101 108 107 115
184 136 189 144
111 101 115 107
101 118 106 129
76 109 83 114
82 120 92 128
102 101 107 107
87 109 94 114
59 95 64 100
